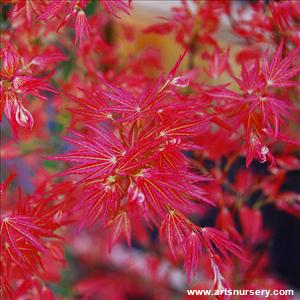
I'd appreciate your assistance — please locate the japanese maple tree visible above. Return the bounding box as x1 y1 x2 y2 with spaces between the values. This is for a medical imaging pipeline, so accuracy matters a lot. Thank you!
1 1 299 299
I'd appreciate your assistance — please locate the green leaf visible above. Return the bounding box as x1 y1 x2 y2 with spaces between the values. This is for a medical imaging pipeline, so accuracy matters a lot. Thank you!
61 55 75 81
42 160 59 170
86 0 98 16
